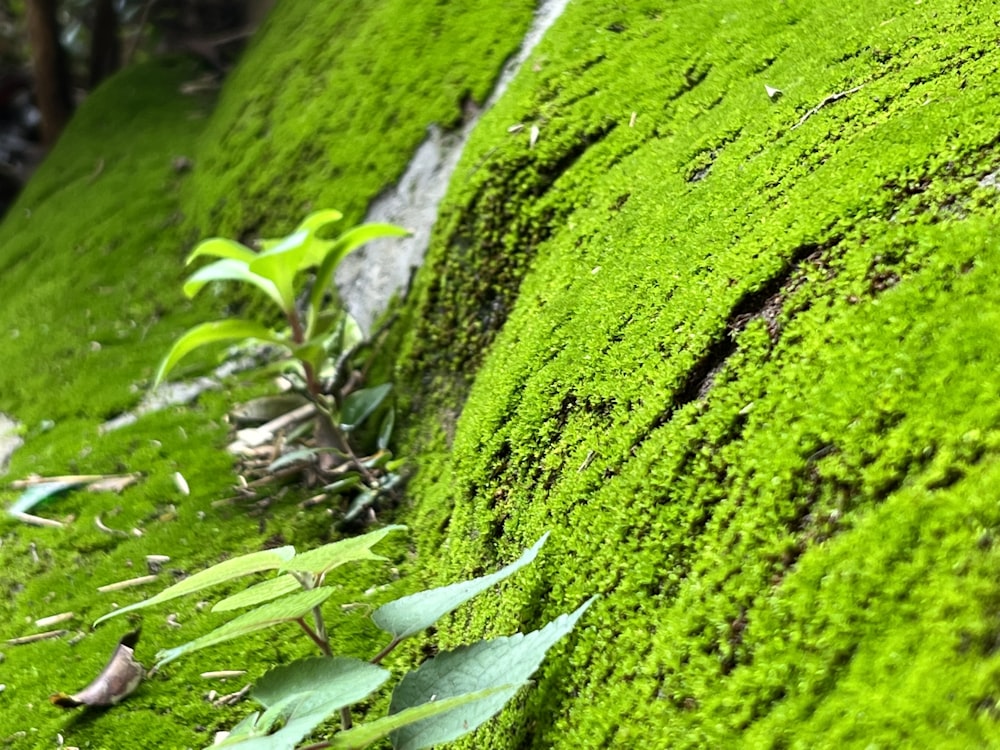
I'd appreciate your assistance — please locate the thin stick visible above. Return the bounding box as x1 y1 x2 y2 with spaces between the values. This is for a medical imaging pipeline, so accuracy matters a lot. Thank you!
7 629 67 645
124 0 158 66
10 512 63 528
371 637 401 665
35 612 74 628
790 84 865 131
97 574 158 593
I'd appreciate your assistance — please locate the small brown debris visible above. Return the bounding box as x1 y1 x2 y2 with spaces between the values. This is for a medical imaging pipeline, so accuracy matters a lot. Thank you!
50 631 144 708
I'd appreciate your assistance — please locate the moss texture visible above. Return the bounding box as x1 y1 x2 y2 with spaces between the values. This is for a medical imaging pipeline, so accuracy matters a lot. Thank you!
3 0 1000 747
391 0 1000 748
0 1 534 746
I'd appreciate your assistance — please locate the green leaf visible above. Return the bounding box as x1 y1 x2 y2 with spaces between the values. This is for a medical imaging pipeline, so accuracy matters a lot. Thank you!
155 587 334 668
328 687 512 750
212 656 389 750
340 384 393 432
210 692 324 750
154 319 287 386
95 546 295 626
8 480 83 516
267 448 329 473
185 237 257 265
296 209 344 266
372 533 549 641
322 474 361 495
183 259 285 311
213 574 303 613
389 598 595 750
248 230 310 312
296 209 344 235
308 223 410 328
377 408 395 452
254 656 389 711
280 525 406 578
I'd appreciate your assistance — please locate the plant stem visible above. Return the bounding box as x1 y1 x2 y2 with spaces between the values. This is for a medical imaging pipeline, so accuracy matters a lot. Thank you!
311 604 331 656
295 617 332 657
371 636 401 665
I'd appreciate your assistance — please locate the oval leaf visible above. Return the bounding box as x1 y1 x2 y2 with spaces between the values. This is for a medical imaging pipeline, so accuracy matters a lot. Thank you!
185 237 257 265
182 258 285 311
280 525 406 578
254 656 389 711
95 546 295 626
155 587 334 668
340 384 393 432
247 230 310 312
155 319 287 386
388 598 595 750
372 533 549 641
308 223 410 325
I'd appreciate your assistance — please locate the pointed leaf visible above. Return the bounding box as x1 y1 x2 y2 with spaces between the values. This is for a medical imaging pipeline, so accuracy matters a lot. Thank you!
248 230 310 312
308 224 410 325
328 687 512 750
372 533 549 641
210 692 324 750
254 656 389 711
340 384 393 432
155 319 287 386
213 575 303 613
377 408 395 452
183 259 285 310
322 474 361 495
8 480 83 515
280 525 406 578
389 598 595 750
296 209 344 235
155 587 334 667
296 209 344 267
185 238 257 265
95 546 295 626
266 448 326 473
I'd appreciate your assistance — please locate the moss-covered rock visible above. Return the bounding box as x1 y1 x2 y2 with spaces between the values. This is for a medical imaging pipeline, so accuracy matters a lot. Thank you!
391 0 1000 747
2 0 1000 747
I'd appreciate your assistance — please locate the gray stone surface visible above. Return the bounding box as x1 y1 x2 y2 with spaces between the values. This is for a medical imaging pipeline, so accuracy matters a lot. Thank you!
335 0 572 335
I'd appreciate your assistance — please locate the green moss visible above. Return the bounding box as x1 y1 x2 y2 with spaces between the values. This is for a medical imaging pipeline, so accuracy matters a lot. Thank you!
0 1 541 746
5 0 1000 746
182 0 536 239
388 0 1000 747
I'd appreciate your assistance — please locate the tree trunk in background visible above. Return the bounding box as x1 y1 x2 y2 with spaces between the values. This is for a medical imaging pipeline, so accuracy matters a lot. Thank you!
25 0 73 146
88 0 120 89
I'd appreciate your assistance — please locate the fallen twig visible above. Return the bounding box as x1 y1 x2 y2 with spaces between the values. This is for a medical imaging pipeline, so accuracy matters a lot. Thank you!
7 629 67 645
35 612 75 628
95 514 130 537
97 574 159 593
211 683 251 707
791 84 865 131
11 512 63 528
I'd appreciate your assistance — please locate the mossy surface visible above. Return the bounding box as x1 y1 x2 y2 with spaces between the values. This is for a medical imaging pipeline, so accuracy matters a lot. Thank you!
4 0 1000 747
183 0 535 238
390 0 1000 748
0 1 536 747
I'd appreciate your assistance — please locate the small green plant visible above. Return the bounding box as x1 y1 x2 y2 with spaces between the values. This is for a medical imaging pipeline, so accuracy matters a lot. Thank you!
157 211 410 518
94 527 592 749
